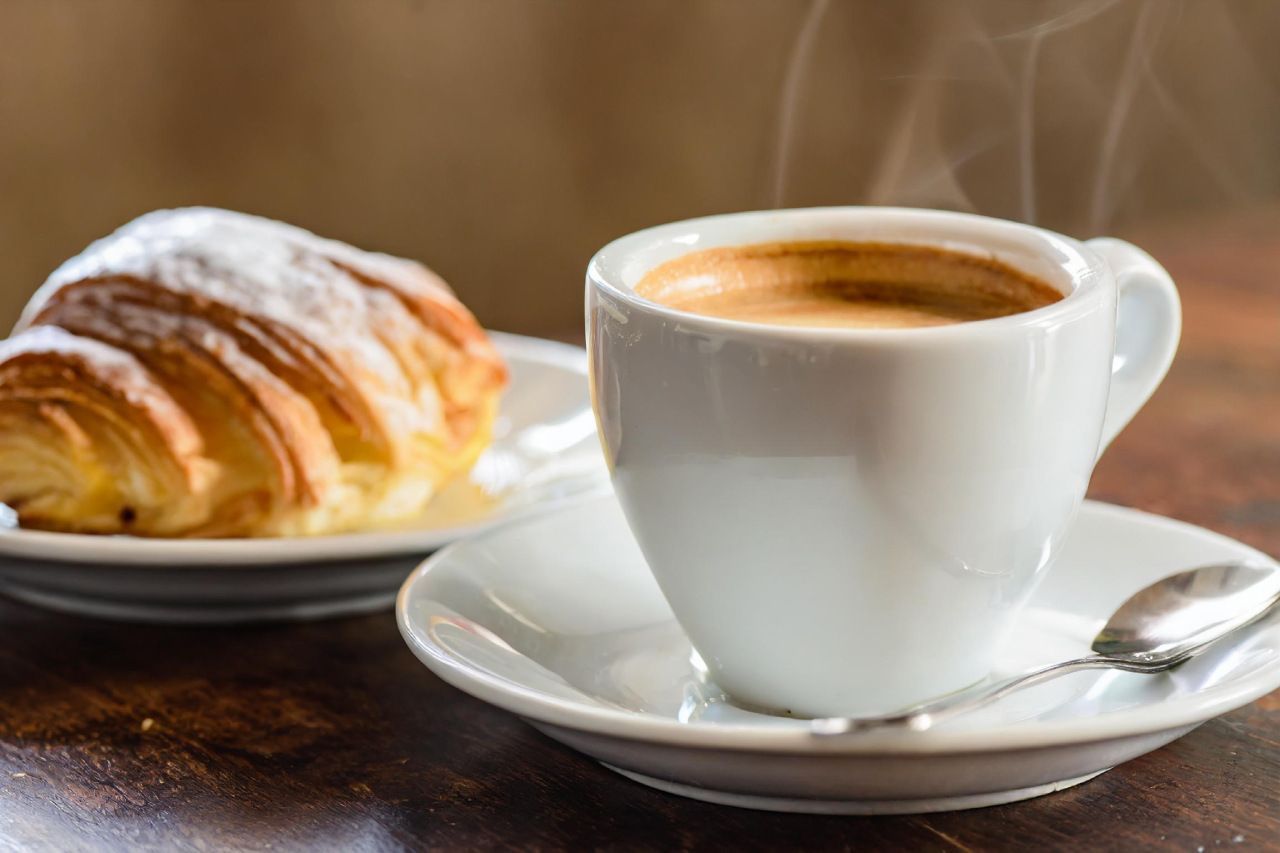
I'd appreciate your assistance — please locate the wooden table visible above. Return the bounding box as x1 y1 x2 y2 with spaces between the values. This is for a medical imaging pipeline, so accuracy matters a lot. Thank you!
2 211 1278 851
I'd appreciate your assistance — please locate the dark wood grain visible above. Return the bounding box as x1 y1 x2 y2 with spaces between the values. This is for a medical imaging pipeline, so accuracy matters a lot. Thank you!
2 210 1279 851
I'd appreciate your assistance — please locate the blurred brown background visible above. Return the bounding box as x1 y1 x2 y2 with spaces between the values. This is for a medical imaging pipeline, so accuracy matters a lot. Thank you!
1 0 1278 336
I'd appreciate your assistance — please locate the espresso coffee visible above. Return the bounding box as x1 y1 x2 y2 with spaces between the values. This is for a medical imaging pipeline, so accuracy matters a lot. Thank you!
635 241 1063 329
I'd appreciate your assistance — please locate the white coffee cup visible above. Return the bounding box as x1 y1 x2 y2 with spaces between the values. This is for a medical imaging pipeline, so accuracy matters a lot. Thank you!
586 207 1180 718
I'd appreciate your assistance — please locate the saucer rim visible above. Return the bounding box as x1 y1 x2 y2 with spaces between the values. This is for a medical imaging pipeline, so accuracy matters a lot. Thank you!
397 495 1280 756
0 332 599 567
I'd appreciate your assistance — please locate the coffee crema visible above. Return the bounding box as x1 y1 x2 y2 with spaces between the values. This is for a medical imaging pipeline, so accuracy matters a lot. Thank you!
634 240 1063 329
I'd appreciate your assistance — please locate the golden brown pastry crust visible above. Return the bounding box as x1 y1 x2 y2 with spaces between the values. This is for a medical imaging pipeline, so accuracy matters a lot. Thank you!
0 208 507 537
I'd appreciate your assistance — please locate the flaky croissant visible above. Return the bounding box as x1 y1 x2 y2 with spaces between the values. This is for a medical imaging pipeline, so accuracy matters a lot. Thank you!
0 208 507 537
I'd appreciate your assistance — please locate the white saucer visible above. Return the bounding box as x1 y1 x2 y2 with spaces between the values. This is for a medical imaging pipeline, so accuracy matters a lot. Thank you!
0 333 608 623
397 493 1280 814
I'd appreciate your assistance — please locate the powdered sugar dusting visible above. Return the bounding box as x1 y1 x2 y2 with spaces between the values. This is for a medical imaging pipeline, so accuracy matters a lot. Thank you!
26 209 457 437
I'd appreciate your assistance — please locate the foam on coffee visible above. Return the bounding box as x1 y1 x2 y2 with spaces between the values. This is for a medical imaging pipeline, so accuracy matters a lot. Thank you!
635 241 1063 329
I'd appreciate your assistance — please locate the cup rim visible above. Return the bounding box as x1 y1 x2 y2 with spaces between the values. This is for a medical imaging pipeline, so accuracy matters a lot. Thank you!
587 206 1108 341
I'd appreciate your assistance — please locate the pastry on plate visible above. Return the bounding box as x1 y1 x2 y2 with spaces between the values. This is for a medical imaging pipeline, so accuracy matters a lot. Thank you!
0 208 507 537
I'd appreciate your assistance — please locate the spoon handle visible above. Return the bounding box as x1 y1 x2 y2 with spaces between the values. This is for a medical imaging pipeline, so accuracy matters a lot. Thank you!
810 656 1134 736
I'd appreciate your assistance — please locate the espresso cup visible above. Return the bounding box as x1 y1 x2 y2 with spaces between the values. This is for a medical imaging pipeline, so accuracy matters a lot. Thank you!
586 207 1180 718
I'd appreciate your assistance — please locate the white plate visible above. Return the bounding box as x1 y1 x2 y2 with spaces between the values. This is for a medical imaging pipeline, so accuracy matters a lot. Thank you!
397 493 1280 814
0 333 608 622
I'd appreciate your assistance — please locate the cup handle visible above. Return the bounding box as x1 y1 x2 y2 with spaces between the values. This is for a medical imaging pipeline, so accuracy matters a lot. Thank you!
1086 237 1182 456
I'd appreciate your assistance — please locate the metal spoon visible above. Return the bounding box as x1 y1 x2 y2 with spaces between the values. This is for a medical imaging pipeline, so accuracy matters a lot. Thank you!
811 561 1280 736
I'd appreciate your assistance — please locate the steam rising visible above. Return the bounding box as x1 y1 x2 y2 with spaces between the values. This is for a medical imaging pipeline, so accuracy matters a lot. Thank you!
769 0 1279 235
769 0 831 209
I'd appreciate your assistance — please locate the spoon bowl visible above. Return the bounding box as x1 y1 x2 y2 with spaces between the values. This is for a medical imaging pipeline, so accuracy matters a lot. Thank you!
1092 561 1280 662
